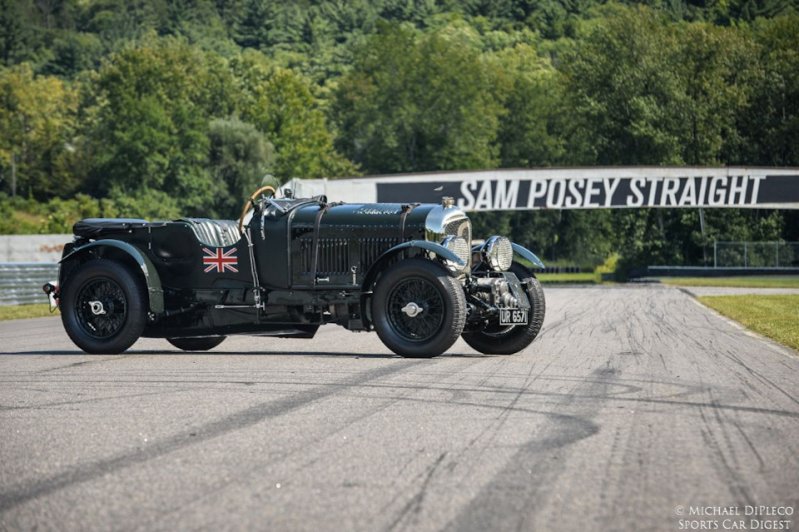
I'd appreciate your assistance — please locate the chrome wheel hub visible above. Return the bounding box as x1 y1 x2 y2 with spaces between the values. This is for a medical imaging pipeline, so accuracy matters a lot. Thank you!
88 301 106 315
401 302 424 318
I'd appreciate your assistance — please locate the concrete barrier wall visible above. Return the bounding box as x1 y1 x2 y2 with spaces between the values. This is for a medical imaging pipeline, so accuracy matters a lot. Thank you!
0 234 71 263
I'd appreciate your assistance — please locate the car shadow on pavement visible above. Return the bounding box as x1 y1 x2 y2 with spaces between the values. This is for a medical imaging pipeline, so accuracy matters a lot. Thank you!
0 349 485 359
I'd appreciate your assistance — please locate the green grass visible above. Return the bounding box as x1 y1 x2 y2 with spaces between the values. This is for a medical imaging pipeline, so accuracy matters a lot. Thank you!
660 276 799 288
699 295 799 351
0 304 59 321
537 272 600 284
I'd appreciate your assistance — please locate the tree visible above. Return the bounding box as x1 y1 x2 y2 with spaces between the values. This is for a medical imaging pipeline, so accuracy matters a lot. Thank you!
739 14 799 166
491 43 568 168
207 117 274 215
232 50 357 181
333 21 503 174
0 63 79 198
86 37 236 215
563 6 685 166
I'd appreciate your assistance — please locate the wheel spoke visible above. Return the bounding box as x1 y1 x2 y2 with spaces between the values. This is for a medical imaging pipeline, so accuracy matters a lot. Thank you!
386 277 444 342
75 276 128 339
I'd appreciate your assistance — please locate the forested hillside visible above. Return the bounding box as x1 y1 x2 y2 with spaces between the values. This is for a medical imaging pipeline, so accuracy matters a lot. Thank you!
1 0 797 268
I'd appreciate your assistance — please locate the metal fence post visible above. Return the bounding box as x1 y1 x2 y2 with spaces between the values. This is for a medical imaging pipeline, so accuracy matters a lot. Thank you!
713 240 717 268
744 242 748 268
776 241 780 267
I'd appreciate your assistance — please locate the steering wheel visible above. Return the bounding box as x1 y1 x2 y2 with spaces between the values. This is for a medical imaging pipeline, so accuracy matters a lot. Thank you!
238 185 277 233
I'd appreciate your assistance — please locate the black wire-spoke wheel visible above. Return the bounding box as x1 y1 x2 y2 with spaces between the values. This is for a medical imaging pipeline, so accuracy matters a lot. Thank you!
75 277 128 339
61 260 147 354
462 262 546 355
372 258 466 358
386 277 445 343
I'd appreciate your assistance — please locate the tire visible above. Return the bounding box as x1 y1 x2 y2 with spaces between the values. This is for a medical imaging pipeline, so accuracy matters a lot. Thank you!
167 337 226 351
371 258 467 358
462 262 546 355
61 260 147 354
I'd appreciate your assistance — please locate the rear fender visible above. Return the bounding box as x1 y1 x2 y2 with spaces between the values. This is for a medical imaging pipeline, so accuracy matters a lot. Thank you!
60 239 164 314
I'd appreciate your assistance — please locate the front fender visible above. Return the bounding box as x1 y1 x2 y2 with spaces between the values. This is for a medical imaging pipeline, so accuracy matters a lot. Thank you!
362 240 464 291
387 240 465 266
60 239 164 314
511 242 545 269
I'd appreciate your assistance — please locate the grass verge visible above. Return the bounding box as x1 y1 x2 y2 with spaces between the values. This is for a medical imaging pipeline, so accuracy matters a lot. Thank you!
537 272 600 284
0 304 59 321
698 295 799 351
661 276 799 288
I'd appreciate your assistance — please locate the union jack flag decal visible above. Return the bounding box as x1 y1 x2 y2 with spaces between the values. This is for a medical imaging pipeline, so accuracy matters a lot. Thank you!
202 247 239 273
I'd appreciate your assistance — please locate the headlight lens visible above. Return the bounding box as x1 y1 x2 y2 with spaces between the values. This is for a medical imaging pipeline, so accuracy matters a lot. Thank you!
441 236 470 270
482 236 513 271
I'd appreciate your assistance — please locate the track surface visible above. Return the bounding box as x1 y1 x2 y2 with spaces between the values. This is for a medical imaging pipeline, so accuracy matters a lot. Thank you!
1 285 798 531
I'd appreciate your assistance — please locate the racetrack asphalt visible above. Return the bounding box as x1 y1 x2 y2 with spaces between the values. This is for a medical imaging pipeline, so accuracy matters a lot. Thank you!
1 284 797 531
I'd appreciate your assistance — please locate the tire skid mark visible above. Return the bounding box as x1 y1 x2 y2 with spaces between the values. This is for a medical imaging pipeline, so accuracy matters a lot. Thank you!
386 453 447 532
697 399 755 507
146 358 491 531
454 357 556 481
0 361 419 512
0 389 184 411
442 365 620 532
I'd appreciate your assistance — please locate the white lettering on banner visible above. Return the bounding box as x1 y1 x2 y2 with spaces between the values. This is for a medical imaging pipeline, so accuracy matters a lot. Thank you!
662 177 680 206
546 179 566 208
527 180 547 208
603 178 621 207
648 178 660 206
750 175 765 204
475 180 493 210
458 180 477 210
566 179 583 208
583 178 601 207
627 178 645 207
495 180 519 209
709 176 728 206
679 177 697 205
410 173 782 210
729 175 746 205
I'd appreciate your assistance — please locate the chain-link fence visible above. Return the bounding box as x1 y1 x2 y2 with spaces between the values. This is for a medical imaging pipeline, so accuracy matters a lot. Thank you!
713 241 799 268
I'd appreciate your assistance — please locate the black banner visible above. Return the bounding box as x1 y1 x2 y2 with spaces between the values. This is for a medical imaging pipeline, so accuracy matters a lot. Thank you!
375 174 799 210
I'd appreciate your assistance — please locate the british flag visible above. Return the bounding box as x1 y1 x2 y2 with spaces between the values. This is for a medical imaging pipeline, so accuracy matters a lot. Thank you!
202 247 239 273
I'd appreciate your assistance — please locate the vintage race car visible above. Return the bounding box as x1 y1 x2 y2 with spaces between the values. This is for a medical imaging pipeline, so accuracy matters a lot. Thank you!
45 186 546 357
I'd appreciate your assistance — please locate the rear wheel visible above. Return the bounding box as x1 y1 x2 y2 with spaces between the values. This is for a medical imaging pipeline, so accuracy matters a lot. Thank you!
167 337 226 351
372 258 466 358
462 262 546 355
61 260 147 354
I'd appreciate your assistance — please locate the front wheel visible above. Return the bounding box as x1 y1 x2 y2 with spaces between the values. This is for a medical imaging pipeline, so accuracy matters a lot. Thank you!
167 337 226 351
61 260 147 354
462 262 546 355
371 258 467 358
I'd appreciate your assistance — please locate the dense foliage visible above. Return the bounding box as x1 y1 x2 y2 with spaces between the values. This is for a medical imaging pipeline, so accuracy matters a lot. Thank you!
1 0 797 270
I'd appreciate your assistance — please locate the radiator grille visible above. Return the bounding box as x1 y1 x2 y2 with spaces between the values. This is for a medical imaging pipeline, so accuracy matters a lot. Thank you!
445 218 471 242
360 237 399 268
299 238 350 274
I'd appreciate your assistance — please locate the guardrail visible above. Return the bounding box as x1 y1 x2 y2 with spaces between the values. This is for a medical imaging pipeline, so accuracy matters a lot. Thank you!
0 263 58 306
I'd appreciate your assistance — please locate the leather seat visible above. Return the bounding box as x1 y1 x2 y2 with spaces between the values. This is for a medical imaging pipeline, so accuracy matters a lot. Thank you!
180 218 241 248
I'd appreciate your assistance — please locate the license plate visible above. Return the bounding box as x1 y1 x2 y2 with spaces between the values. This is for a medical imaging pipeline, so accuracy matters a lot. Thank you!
499 308 528 326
